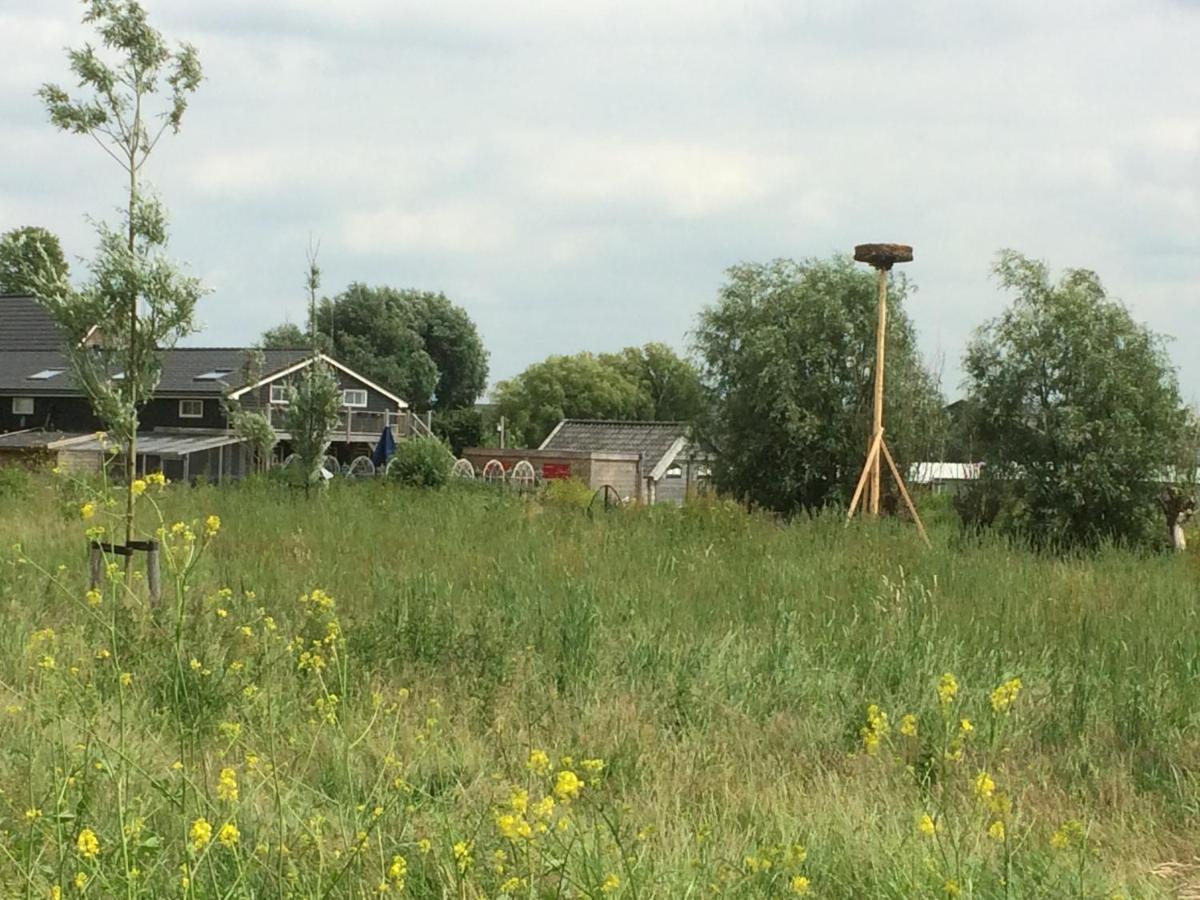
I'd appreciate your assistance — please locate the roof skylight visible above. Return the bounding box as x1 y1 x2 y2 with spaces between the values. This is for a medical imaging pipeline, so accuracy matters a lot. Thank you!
194 369 234 381
27 369 65 380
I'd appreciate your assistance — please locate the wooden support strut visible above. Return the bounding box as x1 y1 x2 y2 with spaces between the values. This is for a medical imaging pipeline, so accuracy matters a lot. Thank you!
880 440 931 547
88 538 162 608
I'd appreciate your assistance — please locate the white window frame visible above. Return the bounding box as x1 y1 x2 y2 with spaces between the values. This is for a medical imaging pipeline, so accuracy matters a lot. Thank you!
341 389 368 408
269 384 289 405
179 399 205 419
12 397 34 416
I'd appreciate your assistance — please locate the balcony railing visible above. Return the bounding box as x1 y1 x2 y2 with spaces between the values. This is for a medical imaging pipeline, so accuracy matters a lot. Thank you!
265 406 434 441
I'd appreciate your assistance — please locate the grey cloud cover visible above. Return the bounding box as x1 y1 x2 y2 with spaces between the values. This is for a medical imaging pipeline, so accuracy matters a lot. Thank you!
1 0 1198 399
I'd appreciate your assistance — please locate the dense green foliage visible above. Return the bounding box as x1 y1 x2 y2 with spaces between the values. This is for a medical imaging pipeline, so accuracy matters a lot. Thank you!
263 284 488 411
493 343 703 447
694 257 945 514
385 436 455 488
1 480 1197 897
964 251 1189 549
0 226 69 295
431 406 486 455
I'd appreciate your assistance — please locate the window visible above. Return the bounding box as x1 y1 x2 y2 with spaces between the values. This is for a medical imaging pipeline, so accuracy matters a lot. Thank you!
342 389 367 408
179 399 204 419
27 369 64 381
665 464 683 480
269 384 289 404
193 369 234 382
12 397 34 416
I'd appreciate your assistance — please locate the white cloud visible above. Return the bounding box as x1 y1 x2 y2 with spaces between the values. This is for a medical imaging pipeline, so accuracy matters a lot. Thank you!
4 0 1200 400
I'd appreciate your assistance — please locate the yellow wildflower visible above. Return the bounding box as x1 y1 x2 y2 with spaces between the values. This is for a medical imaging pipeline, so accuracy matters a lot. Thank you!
73 872 87 890
531 795 555 819
974 771 996 800
218 822 239 848
527 749 550 775
988 820 1006 842
146 471 167 487
937 673 959 706
945 879 961 897
50 888 61 900
899 714 917 737
130 479 147 497
554 770 583 801
217 767 238 802
25 808 42 822
917 814 937 836
38 654 56 671
190 818 212 850
496 813 532 841
990 677 1023 713
452 840 473 873
205 515 221 536
388 854 407 881
119 672 133 687
581 757 606 775
76 828 100 859
80 502 96 520
500 876 523 894
960 718 974 734
790 875 812 895
85 589 102 607
416 838 431 855
601 873 620 894
861 703 889 754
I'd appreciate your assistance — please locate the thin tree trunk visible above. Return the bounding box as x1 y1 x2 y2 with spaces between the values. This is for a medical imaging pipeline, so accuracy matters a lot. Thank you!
123 96 140 575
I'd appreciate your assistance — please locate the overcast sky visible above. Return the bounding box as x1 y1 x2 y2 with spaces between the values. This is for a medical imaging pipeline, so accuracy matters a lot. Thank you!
2 1 1198 400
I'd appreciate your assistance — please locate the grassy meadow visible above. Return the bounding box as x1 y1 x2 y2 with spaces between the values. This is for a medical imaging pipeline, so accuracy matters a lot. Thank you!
1 473 1198 898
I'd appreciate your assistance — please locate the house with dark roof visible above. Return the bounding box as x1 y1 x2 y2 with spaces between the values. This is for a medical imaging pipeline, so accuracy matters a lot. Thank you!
0 294 423 480
462 419 710 504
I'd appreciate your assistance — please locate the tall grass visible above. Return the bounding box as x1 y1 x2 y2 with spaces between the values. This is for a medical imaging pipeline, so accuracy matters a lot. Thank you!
0 475 1197 897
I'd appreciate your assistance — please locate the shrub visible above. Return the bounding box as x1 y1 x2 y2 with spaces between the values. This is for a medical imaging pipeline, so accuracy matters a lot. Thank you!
541 477 594 509
386 436 454 488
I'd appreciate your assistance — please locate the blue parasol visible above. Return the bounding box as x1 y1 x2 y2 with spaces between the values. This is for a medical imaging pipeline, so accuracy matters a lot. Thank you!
371 425 396 468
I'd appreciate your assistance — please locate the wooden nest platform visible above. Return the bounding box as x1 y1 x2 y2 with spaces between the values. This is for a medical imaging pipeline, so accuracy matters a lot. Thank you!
853 243 913 270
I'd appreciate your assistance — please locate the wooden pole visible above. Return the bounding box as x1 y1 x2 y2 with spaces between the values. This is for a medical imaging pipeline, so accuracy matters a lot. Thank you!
880 439 931 547
847 428 883 521
146 539 161 609
870 267 888 515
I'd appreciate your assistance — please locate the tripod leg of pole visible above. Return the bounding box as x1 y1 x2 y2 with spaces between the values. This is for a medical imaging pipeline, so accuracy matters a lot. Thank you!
880 439 931 547
847 429 882 522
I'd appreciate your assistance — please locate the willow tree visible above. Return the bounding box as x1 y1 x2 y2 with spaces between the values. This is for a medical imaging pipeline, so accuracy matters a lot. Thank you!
35 0 204 555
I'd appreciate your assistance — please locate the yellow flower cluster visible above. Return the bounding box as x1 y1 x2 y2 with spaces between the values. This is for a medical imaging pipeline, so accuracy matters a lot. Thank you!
76 828 100 859
991 677 1023 713
190 818 212 850
937 672 959 706
861 703 889 755
217 767 239 802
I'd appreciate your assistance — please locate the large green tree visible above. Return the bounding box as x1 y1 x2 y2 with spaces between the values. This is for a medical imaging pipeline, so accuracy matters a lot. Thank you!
963 250 1189 550
600 342 706 422
262 284 488 411
693 256 944 515
35 0 203 559
492 343 705 448
0 226 69 295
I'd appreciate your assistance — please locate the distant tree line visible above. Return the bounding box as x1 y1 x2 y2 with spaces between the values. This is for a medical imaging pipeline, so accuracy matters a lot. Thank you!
10 231 1194 551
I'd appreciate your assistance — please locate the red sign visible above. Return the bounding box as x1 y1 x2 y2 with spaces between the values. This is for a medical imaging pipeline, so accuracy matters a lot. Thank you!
542 463 572 480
